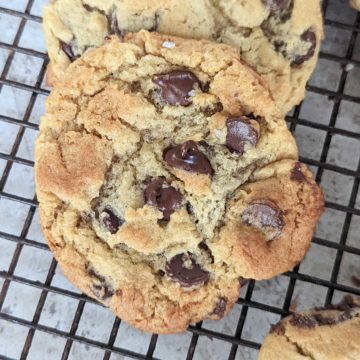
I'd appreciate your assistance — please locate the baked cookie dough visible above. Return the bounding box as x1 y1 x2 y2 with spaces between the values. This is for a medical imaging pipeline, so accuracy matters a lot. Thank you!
43 0 323 114
259 296 360 359
35 32 323 333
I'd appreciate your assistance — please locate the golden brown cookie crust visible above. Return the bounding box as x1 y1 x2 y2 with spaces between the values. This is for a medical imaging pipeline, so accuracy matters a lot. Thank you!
259 297 360 360
35 31 322 333
43 0 323 114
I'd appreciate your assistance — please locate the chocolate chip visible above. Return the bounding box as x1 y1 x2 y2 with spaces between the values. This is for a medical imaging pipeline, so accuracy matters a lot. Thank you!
291 29 317 66
289 308 356 329
186 202 194 215
291 162 307 183
198 241 214 264
242 201 284 241
270 322 286 335
153 70 201 106
289 314 317 329
212 298 227 317
165 253 209 287
88 268 114 300
60 41 79 62
262 0 291 12
164 140 214 176
144 177 183 221
203 102 223 117
226 117 259 155
102 209 124 234
316 296 358 312
158 269 165 277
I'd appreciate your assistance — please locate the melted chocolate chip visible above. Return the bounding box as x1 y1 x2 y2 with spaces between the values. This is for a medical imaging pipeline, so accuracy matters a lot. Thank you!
102 209 124 234
226 117 259 155
291 162 307 183
289 297 359 329
153 70 201 106
289 314 317 329
166 253 209 287
242 201 284 240
291 29 317 66
262 0 291 12
164 141 214 176
144 177 183 221
60 41 79 62
212 298 227 317
88 268 114 300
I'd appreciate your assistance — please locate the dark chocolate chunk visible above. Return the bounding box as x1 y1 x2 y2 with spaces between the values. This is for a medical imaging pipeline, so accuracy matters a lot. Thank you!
88 268 114 300
291 162 307 183
212 298 227 317
226 117 259 155
262 0 291 12
164 140 214 176
144 177 183 221
153 70 201 106
270 322 286 335
166 253 209 287
60 41 79 62
289 314 317 329
242 201 284 238
102 209 124 234
291 29 317 66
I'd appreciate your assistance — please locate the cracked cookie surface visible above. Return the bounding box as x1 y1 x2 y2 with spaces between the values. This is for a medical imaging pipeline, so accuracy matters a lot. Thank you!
43 0 323 114
35 31 323 333
259 296 360 360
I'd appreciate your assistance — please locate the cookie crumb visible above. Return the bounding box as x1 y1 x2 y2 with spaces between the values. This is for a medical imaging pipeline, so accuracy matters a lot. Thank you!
343 63 355 72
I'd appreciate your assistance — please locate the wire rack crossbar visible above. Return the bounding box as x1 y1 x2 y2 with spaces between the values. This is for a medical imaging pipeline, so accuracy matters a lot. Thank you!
0 1 359 359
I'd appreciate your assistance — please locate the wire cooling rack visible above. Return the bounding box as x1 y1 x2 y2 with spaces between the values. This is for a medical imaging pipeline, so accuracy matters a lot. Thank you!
0 0 359 359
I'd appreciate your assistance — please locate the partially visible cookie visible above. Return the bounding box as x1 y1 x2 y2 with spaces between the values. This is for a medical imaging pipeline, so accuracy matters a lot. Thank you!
43 0 323 114
258 296 360 360
350 0 360 11
35 32 322 333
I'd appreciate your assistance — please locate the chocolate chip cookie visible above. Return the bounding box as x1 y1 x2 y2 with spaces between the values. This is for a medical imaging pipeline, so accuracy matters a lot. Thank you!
43 0 323 114
35 31 323 333
259 296 360 359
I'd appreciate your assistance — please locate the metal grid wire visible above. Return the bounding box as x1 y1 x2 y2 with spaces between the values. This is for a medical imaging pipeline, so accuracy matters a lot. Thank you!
0 0 359 359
